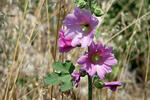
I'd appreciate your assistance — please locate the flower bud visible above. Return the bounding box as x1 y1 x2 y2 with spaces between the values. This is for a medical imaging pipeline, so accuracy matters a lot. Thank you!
78 0 86 8
94 79 104 89
94 7 103 17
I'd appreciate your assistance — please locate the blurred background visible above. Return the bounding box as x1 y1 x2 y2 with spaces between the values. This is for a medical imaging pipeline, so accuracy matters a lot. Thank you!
0 0 150 100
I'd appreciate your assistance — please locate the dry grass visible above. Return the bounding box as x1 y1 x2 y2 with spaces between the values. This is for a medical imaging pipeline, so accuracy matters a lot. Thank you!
0 0 150 100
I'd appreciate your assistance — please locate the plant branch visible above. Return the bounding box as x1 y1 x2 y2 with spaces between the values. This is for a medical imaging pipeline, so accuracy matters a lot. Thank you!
88 74 92 100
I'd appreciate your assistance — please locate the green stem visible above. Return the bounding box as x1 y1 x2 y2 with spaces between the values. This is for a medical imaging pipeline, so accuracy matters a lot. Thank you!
88 74 92 100
88 0 92 10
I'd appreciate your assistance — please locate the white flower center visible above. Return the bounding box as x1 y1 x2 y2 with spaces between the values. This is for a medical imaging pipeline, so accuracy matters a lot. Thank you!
91 53 101 64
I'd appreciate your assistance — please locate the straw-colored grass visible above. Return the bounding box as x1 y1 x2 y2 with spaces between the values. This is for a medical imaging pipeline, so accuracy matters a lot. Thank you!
0 0 150 100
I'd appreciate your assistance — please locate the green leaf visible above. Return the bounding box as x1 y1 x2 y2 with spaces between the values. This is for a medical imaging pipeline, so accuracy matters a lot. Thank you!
45 61 75 91
44 72 73 91
52 60 75 74
61 80 73 91
45 72 72 85
74 0 79 6
45 72 62 85
45 72 72 84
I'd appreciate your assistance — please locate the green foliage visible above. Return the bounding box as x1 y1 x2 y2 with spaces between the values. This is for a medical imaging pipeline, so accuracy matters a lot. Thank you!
52 60 75 74
16 78 27 87
18 0 26 11
45 72 62 85
74 0 87 8
45 73 73 91
19 78 25 86
44 61 75 91
79 0 87 8
0 48 3 54
93 73 99 80
74 0 103 17
94 79 104 89
94 7 103 16
95 28 101 40
92 3 103 17
45 72 72 85
0 24 2 28
61 80 73 91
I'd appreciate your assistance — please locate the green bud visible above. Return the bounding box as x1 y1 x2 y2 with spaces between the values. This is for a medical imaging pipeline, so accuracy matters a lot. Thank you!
94 79 104 89
94 7 103 17
78 0 87 8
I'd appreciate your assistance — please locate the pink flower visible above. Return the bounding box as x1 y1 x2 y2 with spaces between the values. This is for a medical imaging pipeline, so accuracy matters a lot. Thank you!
58 30 75 53
71 72 82 88
77 41 117 79
63 7 99 48
104 81 121 91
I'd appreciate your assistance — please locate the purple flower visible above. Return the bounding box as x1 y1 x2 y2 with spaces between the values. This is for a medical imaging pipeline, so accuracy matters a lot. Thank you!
71 72 82 88
104 81 121 91
77 41 117 79
58 30 75 53
63 7 99 48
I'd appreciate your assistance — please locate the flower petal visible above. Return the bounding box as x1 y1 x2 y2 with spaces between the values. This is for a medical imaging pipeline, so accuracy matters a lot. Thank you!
77 55 88 64
58 38 65 47
104 81 122 91
80 63 96 77
74 7 85 21
80 31 94 48
58 29 75 53
59 46 74 53
80 37 92 48
87 64 97 77
104 54 118 66
71 72 82 88
63 14 80 39
71 34 82 47
97 41 103 50
63 14 77 28
90 16 99 29
62 7 98 48
105 46 113 53
96 64 112 79
89 41 96 51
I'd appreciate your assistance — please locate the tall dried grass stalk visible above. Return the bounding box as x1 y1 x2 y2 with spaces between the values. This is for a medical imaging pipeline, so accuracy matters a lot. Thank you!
105 11 150 44
7 0 45 99
4 0 29 100
143 29 150 100
114 0 144 99
50 0 62 100
46 0 52 73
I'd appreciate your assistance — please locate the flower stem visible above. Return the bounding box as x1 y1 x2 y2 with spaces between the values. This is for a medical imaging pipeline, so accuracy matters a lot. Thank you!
88 74 92 100
88 0 92 11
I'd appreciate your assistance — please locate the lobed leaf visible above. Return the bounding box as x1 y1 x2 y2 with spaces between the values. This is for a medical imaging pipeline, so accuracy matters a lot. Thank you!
61 80 73 91
44 72 62 85
52 60 75 74
44 72 73 91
